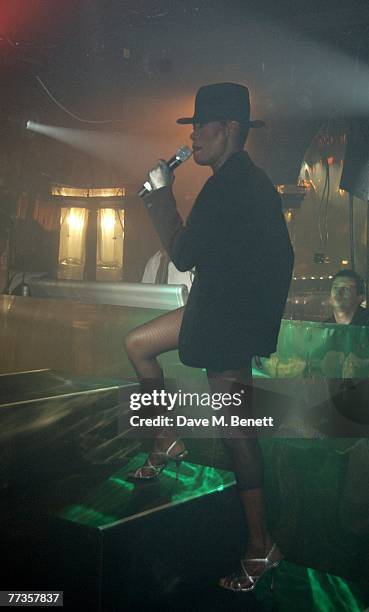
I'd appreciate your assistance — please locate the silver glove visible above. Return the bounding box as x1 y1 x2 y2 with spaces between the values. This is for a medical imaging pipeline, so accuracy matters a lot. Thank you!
146 159 174 191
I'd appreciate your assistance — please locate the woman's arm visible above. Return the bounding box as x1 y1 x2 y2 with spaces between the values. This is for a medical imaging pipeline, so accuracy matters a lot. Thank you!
143 181 221 272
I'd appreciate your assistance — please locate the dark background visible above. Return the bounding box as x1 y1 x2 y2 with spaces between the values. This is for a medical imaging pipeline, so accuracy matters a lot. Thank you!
1 0 369 278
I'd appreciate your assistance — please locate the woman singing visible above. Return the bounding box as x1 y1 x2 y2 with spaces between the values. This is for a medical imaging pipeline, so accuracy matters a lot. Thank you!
125 82 294 591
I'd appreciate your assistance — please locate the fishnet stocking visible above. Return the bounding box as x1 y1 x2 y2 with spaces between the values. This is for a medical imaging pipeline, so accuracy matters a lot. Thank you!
125 310 263 489
125 306 185 379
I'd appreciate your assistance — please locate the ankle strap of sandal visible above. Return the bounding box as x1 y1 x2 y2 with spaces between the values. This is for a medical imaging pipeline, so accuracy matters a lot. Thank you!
244 543 277 564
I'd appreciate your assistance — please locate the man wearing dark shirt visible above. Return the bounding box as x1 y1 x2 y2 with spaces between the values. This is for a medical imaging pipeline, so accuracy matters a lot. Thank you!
326 269 369 325
323 269 369 435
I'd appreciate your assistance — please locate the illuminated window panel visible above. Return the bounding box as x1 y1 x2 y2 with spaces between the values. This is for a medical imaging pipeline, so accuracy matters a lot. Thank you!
96 208 125 282
58 206 89 280
51 186 125 198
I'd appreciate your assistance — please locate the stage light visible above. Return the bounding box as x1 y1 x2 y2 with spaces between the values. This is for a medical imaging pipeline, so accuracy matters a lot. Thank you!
23 121 160 175
26 117 40 131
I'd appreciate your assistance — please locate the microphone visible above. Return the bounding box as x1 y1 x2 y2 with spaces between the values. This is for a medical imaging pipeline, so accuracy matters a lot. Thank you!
138 145 192 197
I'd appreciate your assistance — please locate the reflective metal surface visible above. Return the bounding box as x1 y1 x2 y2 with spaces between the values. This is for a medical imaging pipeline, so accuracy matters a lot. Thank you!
27 279 188 309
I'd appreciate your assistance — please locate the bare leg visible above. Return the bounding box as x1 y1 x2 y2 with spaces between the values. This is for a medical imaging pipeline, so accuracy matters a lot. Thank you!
207 366 283 587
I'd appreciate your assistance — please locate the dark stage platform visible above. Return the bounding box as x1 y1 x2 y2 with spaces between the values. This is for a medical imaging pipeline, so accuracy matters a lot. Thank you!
1 370 369 611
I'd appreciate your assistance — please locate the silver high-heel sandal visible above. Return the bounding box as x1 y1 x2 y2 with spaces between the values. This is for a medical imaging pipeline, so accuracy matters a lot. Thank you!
219 543 282 592
128 440 188 481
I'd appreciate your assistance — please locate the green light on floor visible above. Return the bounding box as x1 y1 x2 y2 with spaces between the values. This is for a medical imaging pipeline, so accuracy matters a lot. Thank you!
252 562 368 611
56 454 235 528
61 504 117 527
170 463 231 502
108 476 134 491
307 568 362 612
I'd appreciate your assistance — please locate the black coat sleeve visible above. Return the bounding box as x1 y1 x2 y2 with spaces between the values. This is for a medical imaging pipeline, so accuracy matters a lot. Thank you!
143 180 222 272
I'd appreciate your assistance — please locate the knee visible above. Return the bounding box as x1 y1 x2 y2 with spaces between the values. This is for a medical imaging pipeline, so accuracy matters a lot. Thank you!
124 329 144 360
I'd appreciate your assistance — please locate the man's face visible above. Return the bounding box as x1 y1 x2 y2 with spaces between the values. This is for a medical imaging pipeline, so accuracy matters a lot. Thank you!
330 276 362 311
190 121 229 167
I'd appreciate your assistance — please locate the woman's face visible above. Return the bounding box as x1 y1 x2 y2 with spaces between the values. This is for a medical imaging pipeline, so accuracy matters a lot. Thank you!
190 121 229 168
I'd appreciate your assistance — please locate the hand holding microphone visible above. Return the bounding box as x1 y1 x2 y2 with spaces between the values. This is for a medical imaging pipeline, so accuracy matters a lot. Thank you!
148 159 174 191
138 145 192 197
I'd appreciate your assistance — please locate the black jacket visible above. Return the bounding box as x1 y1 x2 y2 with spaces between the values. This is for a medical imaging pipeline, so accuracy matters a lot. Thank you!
144 150 294 371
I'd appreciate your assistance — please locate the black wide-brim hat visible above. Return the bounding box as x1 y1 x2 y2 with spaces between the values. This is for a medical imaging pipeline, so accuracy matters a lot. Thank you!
177 82 265 128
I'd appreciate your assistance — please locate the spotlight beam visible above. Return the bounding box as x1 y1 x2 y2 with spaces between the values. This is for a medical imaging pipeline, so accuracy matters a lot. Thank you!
25 121 191 183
